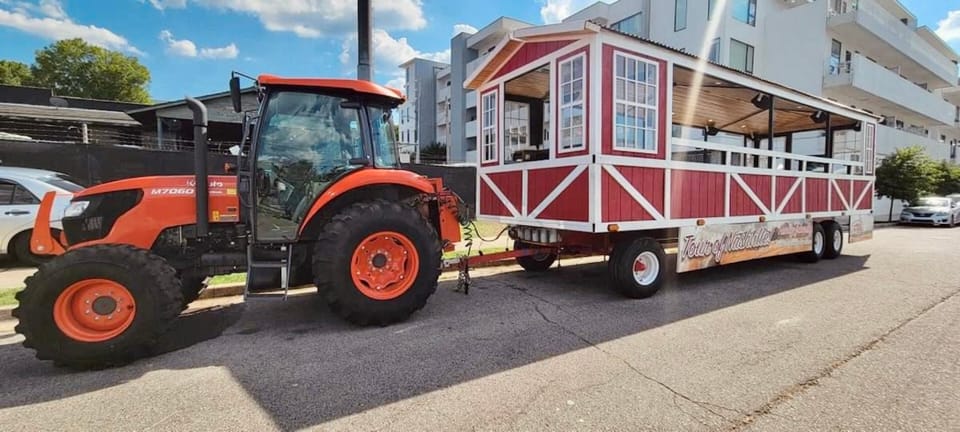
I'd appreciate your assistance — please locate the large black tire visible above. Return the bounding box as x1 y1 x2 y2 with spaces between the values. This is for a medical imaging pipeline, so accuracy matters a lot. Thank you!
799 223 826 263
514 240 557 272
609 238 666 299
821 220 843 260
12 230 51 267
13 245 184 370
313 199 441 326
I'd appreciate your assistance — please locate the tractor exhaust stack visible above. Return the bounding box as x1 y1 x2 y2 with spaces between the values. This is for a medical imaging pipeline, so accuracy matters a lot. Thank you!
186 96 209 239
358 0 372 81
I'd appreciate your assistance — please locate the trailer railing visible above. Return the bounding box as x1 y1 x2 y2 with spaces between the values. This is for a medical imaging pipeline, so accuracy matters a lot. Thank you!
670 137 866 176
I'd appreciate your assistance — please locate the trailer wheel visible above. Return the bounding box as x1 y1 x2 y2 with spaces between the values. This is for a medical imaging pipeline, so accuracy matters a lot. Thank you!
13 245 183 370
799 223 826 263
514 240 557 272
821 221 843 260
610 238 666 299
314 199 441 326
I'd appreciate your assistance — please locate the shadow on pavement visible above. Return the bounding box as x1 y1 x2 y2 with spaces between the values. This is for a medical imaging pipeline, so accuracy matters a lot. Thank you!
0 252 871 430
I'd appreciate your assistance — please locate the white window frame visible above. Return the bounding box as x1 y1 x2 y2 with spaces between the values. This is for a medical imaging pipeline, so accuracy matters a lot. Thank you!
612 50 659 154
558 53 587 154
481 90 499 164
864 123 875 175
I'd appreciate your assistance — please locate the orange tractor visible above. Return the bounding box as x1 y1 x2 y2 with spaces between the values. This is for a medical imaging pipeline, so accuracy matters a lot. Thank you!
14 70 467 368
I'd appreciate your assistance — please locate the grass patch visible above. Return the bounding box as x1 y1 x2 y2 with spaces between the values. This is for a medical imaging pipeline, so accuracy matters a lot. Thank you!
0 288 21 307
462 220 508 239
210 273 246 286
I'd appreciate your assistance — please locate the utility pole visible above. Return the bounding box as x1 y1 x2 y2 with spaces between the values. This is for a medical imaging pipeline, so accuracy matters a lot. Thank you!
357 0 372 81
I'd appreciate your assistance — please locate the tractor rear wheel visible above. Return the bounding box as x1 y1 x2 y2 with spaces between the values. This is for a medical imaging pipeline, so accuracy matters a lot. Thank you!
313 199 441 326
13 245 183 370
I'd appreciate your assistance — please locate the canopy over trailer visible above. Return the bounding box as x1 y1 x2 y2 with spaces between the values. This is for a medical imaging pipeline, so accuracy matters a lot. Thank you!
455 20 878 295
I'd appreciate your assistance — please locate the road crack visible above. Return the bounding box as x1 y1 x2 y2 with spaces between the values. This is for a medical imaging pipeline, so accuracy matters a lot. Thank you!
727 287 960 431
528 300 744 427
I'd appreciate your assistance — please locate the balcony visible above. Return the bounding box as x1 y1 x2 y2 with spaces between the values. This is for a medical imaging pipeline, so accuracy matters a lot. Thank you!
827 0 957 88
436 86 451 103
824 54 955 127
465 119 478 138
466 90 477 109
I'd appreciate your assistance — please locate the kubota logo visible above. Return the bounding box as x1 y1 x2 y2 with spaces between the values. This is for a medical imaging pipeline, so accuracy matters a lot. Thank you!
186 180 225 188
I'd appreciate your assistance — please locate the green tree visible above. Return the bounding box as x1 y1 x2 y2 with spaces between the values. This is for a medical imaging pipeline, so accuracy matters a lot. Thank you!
29 39 151 103
931 160 960 196
0 60 32 86
874 146 938 221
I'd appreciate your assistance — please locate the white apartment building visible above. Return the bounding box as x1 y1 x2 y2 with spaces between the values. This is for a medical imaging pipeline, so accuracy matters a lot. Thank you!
397 57 449 163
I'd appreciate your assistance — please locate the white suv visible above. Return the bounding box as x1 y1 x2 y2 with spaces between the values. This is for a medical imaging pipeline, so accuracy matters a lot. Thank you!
0 167 83 265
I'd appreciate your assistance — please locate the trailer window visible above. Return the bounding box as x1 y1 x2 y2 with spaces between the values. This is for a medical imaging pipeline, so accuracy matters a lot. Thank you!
481 90 498 163
503 64 551 163
613 51 658 153
559 54 586 153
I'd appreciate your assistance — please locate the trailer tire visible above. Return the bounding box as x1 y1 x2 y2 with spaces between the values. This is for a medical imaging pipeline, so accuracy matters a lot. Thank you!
13 245 183 370
821 221 843 260
314 199 441 326
610 238 666 299
799 223 826 263
514 240 557 272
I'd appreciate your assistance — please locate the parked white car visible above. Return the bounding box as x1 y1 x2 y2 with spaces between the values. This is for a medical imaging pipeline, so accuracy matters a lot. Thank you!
899 196 960 227
0 167 83 265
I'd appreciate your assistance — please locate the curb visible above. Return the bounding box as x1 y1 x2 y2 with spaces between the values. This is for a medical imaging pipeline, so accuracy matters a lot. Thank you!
0 306 12 322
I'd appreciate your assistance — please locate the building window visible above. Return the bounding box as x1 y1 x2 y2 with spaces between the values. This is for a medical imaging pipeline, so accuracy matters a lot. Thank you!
481 90 498 163
613 13 643 35
613 51 658 153
559 54 586 153
708 0 716 19
709 38 720 63
729 39 755 74
675 0 688 31
732 0 757 26
829 39 843 74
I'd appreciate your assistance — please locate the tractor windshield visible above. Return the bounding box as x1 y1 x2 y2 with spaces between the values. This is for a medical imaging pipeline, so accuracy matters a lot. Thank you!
253 90 366 241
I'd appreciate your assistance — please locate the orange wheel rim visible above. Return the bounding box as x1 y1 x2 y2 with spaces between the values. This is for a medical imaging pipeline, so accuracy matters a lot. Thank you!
350 231 420 300
53 279 136 342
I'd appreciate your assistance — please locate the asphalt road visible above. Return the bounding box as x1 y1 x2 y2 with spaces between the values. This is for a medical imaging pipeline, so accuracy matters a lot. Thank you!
0 226 957 431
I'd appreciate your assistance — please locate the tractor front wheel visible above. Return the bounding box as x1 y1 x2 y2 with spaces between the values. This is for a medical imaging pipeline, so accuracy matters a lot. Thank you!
13 245 184 369
313 199 441 326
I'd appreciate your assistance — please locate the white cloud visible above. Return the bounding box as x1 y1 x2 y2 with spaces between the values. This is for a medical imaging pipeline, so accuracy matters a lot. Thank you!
159 29 238 59
147 0 187 10
37 0 64 18
200 43 238 59
538 0 608 24
453 23 477 36
935 10 960 42
0 2 143 55
339 28 449 91
157 0 426 38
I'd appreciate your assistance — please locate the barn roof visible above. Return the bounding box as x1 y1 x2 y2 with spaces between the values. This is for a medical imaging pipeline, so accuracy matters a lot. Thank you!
0 102 141 127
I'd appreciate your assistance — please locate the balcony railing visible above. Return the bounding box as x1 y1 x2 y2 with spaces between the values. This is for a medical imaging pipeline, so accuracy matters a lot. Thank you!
824 54 955 126
828 0 957 85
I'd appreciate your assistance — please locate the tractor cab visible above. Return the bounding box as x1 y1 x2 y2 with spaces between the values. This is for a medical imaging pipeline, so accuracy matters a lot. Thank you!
229 74 407 243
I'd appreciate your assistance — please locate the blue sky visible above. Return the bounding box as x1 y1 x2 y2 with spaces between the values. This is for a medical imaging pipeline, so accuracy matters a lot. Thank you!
1 0 959 102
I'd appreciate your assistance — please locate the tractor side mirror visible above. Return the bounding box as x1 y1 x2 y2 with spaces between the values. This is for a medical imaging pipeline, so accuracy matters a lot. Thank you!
229 76 242 113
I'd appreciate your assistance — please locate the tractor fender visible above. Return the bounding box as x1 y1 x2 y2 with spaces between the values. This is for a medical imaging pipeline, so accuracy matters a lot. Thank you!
297 169 438 236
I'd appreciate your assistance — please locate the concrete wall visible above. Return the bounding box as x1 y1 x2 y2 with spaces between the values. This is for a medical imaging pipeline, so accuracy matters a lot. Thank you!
763 0 829 95
449 33 478 163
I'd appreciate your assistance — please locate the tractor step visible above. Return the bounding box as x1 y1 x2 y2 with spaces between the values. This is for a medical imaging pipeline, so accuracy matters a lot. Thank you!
244 244 294 301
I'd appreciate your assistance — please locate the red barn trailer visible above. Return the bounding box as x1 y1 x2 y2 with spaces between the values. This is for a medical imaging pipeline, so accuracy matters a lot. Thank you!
456 20 878 297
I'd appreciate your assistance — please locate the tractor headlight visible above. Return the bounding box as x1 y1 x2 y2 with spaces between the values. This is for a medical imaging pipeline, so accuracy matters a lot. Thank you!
63 201 90 218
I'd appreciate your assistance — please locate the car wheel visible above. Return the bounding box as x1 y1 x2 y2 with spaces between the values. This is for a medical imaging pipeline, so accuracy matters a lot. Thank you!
12 231 52 267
